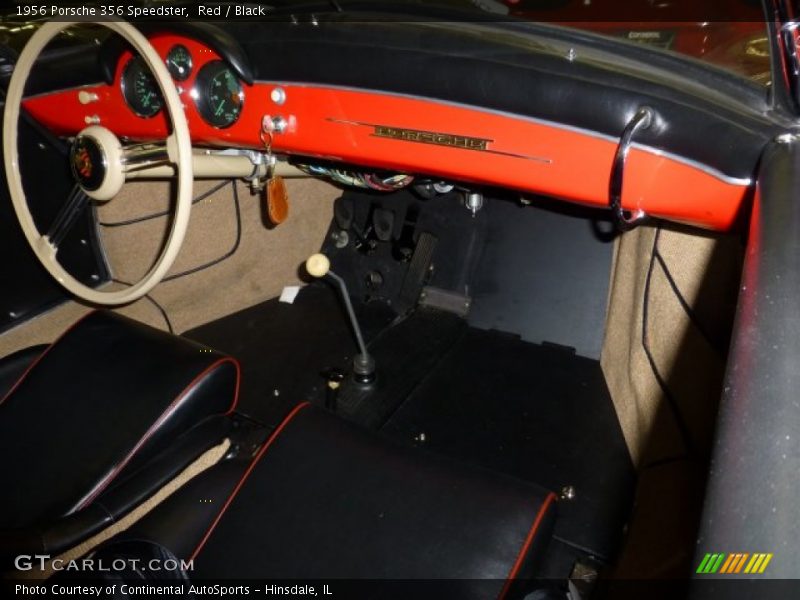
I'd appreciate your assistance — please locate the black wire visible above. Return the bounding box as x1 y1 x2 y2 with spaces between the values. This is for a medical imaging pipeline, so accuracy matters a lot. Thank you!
110 277 174 334
653 250 719 355
642 226 696 459
99 179 241 282
162 180 241 281
105 180 243 332
143 294 174 334
98 180 230 227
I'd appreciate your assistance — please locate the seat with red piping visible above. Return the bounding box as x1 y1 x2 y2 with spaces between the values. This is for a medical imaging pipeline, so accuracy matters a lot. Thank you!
87 402 557 599
0 310 239 561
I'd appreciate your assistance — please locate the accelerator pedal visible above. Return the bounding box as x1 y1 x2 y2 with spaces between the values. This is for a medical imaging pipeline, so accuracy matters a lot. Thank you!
396 231 437 314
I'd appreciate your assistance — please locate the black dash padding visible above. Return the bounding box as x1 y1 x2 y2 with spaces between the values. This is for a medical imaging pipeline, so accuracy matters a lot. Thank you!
182 405 555 595
0 310 238 528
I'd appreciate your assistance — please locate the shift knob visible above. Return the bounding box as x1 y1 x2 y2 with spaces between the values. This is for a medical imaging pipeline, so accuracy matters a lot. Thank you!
306 253 331 278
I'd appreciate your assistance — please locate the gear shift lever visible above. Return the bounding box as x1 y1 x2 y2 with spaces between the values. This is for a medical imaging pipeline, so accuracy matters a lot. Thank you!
306 254 376 384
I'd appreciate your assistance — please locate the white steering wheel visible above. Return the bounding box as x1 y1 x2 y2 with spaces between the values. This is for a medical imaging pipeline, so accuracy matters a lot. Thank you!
3 20 193 305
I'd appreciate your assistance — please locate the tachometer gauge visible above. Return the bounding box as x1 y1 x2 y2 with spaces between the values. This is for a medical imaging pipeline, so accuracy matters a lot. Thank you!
194 61 244 129
166 44 192 81
121 56 163 118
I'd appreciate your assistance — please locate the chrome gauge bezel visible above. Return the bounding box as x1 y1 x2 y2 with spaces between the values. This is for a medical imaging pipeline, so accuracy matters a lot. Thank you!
166 44 193 82
193 60 245 129
120 56 163 118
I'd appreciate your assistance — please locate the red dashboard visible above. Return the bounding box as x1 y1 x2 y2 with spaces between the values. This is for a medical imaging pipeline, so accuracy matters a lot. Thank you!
22 33 750 231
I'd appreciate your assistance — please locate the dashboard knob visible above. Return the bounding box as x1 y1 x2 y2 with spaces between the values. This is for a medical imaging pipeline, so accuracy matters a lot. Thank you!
78 90 99 104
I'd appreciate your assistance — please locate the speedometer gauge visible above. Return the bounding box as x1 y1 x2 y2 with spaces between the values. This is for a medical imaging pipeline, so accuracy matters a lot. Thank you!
121 56 162 118
194 61 244 129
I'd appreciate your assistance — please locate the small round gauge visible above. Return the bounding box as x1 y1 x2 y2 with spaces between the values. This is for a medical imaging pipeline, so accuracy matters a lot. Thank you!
166 44 192 81
194 61 244 129
121 56 162 118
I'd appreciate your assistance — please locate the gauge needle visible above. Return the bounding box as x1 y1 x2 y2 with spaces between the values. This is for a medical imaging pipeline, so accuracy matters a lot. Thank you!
143 92 152 106
214 99 225 116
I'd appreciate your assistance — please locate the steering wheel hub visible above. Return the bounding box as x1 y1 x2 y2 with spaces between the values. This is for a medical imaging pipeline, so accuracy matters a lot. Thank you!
69 126 125 201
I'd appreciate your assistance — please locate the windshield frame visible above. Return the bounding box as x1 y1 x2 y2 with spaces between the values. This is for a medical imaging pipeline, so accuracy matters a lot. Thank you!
764 0 800 114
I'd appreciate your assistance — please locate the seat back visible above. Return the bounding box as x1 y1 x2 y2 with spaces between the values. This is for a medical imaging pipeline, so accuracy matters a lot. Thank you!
0 311 239 530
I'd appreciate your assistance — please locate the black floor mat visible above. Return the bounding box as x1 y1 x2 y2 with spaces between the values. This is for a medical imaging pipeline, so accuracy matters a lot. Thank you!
184 283 395 426
334 308 466 428
186 289 633 564
381 327 635 562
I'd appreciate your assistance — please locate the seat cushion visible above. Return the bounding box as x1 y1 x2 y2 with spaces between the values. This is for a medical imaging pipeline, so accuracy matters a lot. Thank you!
0 310 239 529
110 403 556 597
0 344 47 400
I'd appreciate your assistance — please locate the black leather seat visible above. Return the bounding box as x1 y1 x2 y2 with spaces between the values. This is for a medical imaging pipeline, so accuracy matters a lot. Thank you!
0 310 239 560
0 344 47 400
91 403 557 599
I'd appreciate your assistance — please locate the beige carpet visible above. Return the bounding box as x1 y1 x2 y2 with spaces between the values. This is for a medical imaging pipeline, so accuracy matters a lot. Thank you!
0 177 337 357
601 223 743 579
601 225 742 466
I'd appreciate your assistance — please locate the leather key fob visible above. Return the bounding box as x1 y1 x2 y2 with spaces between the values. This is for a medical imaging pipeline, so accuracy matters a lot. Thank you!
266 176 289 225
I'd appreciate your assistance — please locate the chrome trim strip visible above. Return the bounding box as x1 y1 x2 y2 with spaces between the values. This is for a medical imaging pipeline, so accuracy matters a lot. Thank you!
630 143 751 186
326 117 552 163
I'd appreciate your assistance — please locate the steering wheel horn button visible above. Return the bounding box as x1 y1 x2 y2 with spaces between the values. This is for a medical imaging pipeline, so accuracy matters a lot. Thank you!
70 134 106 192
69 126 125 202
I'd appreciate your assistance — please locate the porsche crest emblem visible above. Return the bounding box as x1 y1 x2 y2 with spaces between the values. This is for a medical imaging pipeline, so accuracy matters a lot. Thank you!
74 146 93 180
70 136 105 191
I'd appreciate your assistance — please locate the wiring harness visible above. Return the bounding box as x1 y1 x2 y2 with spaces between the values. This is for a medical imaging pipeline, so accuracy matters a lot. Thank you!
296 164 414 191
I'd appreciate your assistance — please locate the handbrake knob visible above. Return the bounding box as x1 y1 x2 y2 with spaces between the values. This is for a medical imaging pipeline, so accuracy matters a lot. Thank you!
306 253 331 278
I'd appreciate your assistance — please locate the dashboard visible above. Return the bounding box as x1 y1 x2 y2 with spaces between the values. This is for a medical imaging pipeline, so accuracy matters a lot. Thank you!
20 30 752 231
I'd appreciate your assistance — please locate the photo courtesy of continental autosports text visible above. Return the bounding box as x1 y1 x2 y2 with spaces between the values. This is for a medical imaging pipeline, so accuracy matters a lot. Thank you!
13 583 334 597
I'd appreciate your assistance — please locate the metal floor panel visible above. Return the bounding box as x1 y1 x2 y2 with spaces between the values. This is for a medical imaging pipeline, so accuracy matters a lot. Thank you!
468 199 615 358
